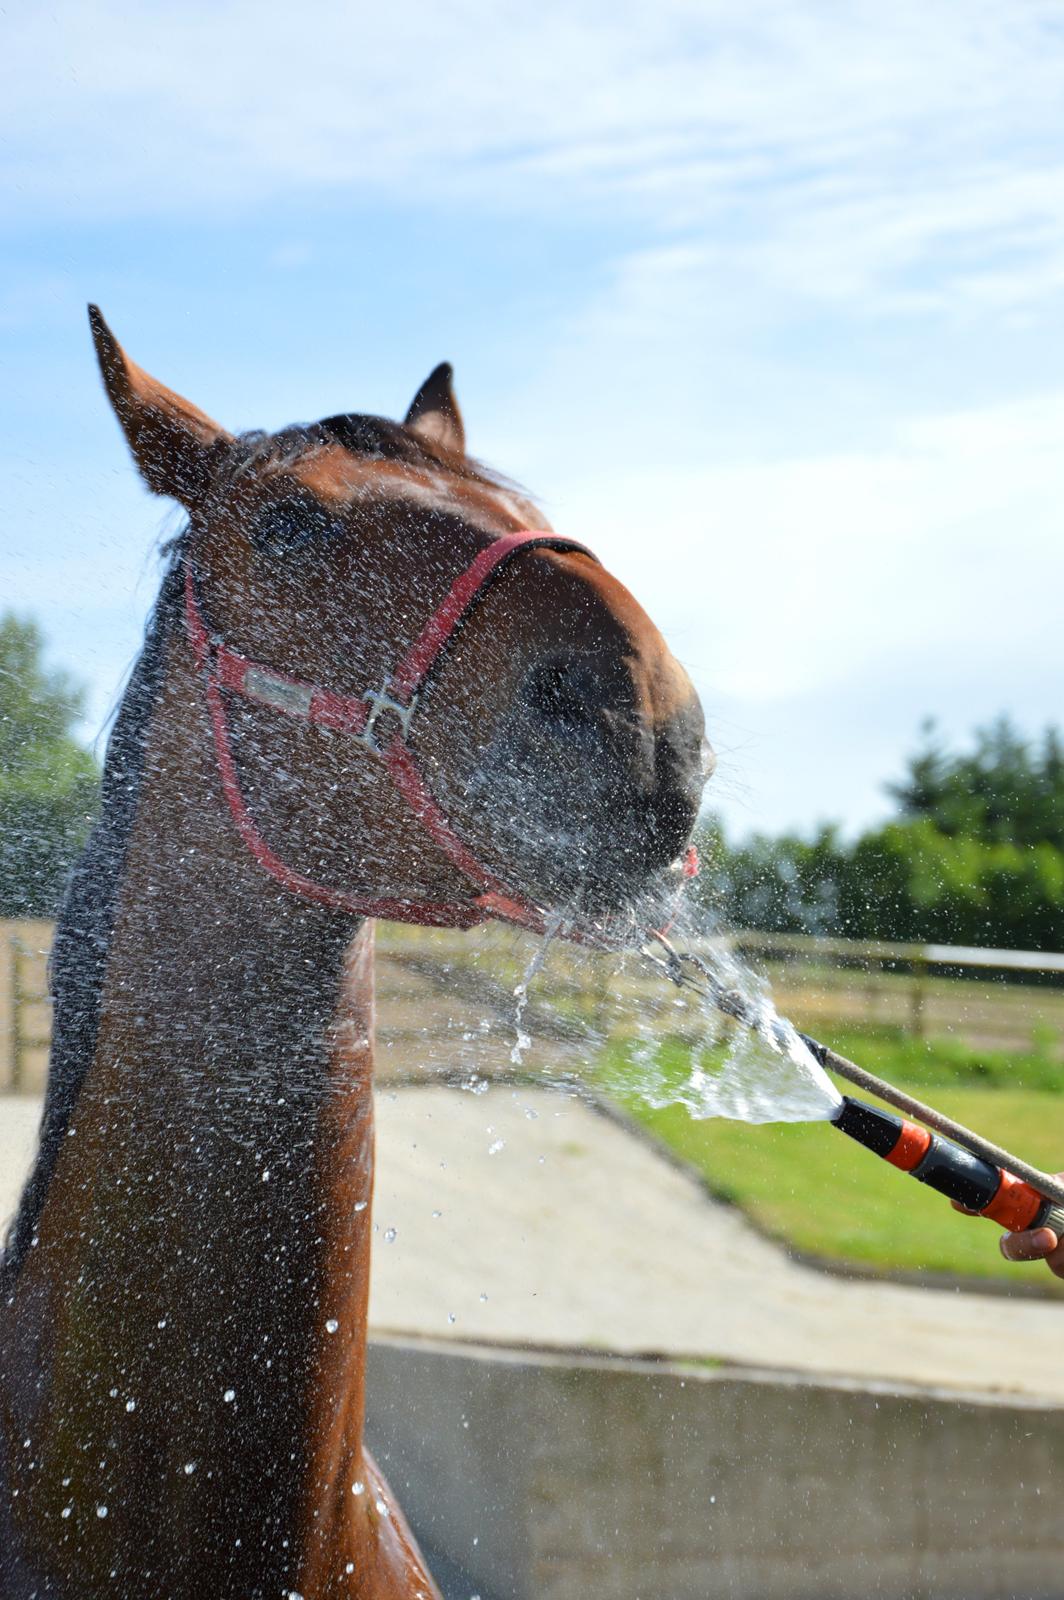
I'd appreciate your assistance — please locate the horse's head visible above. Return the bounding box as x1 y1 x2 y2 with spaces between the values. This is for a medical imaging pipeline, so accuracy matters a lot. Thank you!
90 308 709 932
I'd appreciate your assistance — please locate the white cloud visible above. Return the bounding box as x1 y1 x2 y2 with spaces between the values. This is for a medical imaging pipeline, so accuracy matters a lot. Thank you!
5 0 1064 322
548 389 1064 704
518 386 1064 832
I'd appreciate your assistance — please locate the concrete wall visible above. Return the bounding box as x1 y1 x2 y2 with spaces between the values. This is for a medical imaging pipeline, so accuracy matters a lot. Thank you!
367 1336 1064 1600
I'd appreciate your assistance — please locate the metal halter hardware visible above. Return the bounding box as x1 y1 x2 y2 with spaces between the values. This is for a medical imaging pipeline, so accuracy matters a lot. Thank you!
357 687 418 754
183 530 597 929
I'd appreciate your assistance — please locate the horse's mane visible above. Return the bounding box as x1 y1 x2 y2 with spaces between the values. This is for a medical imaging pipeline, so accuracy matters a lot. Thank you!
225 412 514 492
1 545 187 1287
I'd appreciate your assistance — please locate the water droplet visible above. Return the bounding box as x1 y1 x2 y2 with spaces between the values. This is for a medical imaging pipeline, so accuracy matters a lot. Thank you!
431 1209 442 1219
345 1563 355 1574
325 1319 339 1334
223 1389 236 1403
108 1388 118 1399
61 1505 72 1519
96 1504 108 1518
375 1497 389 1516
261 1169 270 1183
351 1479 365 1496
157 1318 167 1329
183 1461 197 1475
383 1227 397 1243
353 1199 367 1213
447 1312 456 1324
479 1293 488 1302
125 1399 136 1412
487 1139 504 1156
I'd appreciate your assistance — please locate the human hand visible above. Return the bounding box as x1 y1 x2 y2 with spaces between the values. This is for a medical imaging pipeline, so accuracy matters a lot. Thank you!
953 1173 1064 1279
997 1223 1064 1276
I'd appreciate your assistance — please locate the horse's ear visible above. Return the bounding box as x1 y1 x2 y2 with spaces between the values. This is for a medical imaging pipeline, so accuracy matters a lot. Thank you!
404 361 465 456
88 305 232 505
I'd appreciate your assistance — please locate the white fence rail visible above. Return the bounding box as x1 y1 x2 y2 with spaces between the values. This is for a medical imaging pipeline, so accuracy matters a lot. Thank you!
726 930 1064 1042
729 928 1064 976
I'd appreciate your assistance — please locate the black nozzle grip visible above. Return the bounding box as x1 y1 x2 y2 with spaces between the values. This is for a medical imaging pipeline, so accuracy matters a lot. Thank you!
833 1097 903 1157
910 1136 1001 1212
833 1095 1003 1212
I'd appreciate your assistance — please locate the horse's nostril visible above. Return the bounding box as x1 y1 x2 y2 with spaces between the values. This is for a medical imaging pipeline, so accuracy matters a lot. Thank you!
523 656 608 733
528 665 578 720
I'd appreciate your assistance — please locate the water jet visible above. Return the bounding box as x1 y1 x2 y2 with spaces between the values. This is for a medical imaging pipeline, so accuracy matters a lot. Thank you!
647 931 1064 1237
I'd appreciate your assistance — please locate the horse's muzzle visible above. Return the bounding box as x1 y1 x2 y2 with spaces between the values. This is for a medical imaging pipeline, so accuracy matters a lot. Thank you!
462 675 709 916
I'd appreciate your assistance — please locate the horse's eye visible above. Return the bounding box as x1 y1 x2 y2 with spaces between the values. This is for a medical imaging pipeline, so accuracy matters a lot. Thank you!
251 501 332 556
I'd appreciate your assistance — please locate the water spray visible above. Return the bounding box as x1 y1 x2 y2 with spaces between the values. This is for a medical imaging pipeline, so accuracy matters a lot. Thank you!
646 933 1064 1236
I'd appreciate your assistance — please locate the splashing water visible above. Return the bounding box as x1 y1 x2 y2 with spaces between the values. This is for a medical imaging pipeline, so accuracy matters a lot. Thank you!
510 985 531 1067
486 900 843 1126
396 892 838 1126
637 935 842 1124
510 909 566 1066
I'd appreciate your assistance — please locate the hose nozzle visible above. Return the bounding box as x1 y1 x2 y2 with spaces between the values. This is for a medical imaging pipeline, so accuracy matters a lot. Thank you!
833 1096 1064 1235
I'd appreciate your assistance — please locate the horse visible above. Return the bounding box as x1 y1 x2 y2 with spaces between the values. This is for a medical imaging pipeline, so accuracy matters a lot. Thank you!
0 307 708 1598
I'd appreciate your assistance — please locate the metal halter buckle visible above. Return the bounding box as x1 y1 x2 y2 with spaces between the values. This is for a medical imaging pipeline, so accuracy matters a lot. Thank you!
358 686 418 754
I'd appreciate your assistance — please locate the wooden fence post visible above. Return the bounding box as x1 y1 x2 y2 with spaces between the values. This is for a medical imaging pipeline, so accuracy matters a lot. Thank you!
910 952 928 1040
6 929 52 1093
10 932 26 1093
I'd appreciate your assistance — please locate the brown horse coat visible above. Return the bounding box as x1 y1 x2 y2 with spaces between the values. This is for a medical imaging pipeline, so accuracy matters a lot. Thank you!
0 311 706 1598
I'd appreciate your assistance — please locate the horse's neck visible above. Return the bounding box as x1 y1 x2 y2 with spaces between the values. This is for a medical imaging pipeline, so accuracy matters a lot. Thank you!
6 641 385 1592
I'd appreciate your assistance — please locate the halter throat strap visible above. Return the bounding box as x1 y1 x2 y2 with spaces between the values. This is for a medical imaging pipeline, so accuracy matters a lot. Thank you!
184 530 596 929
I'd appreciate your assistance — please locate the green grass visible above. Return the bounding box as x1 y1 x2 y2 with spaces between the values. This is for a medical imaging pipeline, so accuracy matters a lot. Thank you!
599 1030 1064 1290
822 1025 1064 1093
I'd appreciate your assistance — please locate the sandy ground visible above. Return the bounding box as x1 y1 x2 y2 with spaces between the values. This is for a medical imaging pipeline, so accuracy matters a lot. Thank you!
3 1086 1063 1404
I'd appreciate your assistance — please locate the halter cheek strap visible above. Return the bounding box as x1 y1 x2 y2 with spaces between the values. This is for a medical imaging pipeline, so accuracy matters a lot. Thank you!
184 531 596 929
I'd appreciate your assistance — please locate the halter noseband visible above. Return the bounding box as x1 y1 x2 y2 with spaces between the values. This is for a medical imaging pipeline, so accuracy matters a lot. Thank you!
183 530 597 930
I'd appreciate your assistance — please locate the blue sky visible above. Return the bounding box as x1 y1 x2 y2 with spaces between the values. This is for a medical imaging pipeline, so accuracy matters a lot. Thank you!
4 0 1064 836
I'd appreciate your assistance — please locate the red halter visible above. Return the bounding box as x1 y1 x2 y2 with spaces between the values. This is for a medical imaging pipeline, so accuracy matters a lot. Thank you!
183 531 598 930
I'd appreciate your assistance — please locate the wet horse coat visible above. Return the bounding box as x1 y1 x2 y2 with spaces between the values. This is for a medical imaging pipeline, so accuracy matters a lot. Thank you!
0 312 706 1598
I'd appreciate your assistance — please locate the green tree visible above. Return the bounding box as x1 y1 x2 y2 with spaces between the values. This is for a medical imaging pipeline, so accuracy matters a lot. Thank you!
0 614 100 917
693 818 848 935
698 716 1064 949
888 714 1064 850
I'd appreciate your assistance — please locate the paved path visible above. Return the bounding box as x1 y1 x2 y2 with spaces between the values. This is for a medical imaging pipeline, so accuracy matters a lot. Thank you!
4 1088 1063 1403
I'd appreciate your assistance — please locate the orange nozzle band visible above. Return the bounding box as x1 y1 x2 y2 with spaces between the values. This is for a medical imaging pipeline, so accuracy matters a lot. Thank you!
885 1120 932 1172
980 1170 1044 1232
